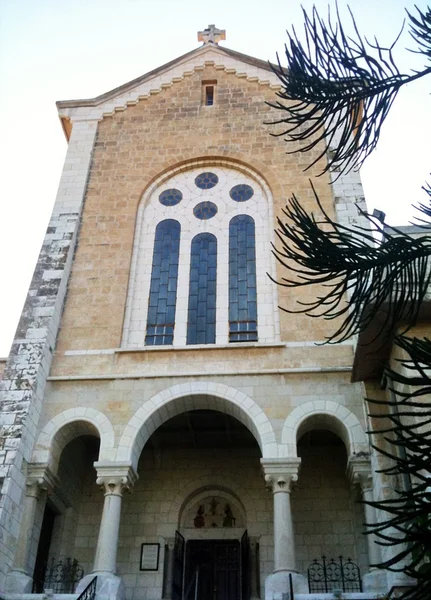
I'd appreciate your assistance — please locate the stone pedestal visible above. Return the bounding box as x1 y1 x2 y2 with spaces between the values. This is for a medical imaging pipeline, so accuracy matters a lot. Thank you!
261 459 308 598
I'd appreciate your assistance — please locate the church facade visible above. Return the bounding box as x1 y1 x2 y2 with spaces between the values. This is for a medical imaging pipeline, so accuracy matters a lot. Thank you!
0 25 396 600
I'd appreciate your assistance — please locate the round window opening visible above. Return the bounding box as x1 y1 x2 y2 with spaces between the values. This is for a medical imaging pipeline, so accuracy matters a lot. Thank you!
193 201 218 220
230 184 254 202
195 172 219 190
159 188 183 206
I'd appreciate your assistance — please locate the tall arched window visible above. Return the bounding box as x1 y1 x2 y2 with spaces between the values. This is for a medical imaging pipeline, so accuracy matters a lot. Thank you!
145 219 181 345
229 215 257 342
187 233 217 345
124 163 279 349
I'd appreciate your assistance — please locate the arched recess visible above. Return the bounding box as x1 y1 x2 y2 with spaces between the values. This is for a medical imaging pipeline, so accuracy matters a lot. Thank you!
116 382 277 468
179 486 247 530
171 476 257 528
32 408 116 474
280 401 369 458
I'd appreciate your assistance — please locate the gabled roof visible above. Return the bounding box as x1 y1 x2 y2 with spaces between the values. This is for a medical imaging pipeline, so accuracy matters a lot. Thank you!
56 43 282 140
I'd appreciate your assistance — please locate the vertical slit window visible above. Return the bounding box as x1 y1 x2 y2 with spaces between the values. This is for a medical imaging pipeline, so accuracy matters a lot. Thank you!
229 215 258 342
205 86 214 106
145 219 181 345
187 233 217 345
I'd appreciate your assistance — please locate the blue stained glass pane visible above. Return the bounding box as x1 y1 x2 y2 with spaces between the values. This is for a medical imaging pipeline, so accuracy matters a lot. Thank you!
229 215 258 342
229 184 254 202
159 188 183 206
145 219 181 345
187 233 217 345
193 201 218 220
195 172 219 189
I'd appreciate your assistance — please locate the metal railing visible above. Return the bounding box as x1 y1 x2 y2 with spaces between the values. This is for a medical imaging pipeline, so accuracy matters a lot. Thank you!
307 555 362 593
41 557 84 593
76 576 97 600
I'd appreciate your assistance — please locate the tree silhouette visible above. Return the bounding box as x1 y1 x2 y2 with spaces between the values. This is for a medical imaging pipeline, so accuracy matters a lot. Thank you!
269 5 431 599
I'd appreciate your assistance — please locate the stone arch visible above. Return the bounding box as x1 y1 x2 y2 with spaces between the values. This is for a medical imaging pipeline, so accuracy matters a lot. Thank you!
169 475 257 528
280 401 369 458
116 382 278 468
32 408 116 474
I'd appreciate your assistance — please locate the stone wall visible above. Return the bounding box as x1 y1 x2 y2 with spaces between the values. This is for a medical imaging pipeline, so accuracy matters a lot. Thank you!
292 444 368 576
0 119 98 589
51 65 341 365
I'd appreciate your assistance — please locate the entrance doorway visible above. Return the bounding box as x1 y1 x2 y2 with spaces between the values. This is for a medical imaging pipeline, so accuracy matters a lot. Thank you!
185 540 240 600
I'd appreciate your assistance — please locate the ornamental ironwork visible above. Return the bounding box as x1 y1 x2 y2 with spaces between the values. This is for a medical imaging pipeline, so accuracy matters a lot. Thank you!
41 557 84 593
307 555 362 593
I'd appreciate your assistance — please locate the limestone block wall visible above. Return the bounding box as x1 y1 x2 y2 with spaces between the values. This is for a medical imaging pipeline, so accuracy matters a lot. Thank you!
36 371 368 467
0 118 98 588
292 445 368 576
51 64 343 364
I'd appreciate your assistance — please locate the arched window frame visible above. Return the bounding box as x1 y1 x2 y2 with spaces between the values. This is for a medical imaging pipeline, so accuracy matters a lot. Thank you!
123 162 280 348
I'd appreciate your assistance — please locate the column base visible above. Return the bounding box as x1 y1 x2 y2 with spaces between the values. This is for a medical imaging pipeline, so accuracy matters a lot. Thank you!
4 570 33 593
77 573 125 600
265 571 308 599
362 569 388 592
386 571 416 595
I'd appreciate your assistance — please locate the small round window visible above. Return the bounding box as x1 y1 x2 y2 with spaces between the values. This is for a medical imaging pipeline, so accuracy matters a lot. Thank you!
229 184 254 202
193 201 218 220
195 172 219 190
159 188 183 206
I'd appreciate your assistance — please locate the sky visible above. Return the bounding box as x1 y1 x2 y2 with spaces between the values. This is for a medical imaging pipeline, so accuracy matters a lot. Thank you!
0 0 430 356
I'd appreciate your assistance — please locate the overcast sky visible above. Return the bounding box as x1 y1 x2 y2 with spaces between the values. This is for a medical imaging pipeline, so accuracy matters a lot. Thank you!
1 0 430 356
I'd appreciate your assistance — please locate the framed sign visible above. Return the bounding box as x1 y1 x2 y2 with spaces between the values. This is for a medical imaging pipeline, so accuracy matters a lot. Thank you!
140 543 160 571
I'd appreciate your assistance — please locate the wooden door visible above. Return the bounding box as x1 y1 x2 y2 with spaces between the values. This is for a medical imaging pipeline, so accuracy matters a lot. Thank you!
184 540 240 600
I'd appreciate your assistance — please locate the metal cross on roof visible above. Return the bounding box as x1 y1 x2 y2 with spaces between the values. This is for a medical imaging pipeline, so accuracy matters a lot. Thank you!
198 24 226 45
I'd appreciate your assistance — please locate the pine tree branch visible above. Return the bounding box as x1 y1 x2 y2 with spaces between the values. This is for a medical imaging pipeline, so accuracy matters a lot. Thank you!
267 4 431 176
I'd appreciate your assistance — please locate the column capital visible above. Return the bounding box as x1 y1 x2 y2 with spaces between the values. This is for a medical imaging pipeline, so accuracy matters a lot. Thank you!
26 463 59 497
94 461 138 496
346 455 372 490
261 458 301 493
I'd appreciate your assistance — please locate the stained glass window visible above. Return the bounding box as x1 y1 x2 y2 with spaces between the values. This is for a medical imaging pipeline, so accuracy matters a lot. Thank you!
229 184 254 202
145 219 180 345
159 188 183 206
193 201 218 220
229 215 258 342
187 233 217 345
195 172 219 189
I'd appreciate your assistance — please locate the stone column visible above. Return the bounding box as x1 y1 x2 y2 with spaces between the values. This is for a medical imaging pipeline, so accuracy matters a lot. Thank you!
261 458 308 598
76 462 137 600
347 457 387 592
5 466 58 593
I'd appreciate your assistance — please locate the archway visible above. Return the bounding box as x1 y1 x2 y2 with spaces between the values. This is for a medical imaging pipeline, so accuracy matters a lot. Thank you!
32 407 115 474
290 414 368 586
280 400 369 458
117 382 277 468
117 395 272 600
32 420 103 592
